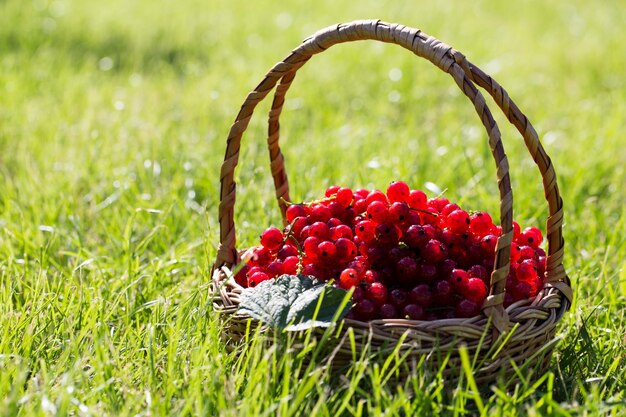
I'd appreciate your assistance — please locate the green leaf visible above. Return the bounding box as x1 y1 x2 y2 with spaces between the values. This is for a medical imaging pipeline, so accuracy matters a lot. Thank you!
237 274 351 331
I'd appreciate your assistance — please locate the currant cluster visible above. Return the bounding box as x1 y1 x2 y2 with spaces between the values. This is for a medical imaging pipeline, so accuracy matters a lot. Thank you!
235 181 547 321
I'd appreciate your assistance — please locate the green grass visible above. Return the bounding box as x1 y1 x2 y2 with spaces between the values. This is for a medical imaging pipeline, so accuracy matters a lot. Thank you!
1 0 625 415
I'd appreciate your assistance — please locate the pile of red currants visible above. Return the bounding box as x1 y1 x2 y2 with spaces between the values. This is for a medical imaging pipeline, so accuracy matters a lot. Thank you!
234 181 547 321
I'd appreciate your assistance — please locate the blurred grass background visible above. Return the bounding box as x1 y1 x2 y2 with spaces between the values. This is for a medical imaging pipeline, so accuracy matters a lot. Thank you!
1 0 625 415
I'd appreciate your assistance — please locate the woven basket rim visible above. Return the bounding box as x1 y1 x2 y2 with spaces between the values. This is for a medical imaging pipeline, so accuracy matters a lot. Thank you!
212 265 569 335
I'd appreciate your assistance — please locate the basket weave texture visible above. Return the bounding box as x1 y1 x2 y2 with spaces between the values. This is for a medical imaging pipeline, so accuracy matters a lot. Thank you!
212 20 572 384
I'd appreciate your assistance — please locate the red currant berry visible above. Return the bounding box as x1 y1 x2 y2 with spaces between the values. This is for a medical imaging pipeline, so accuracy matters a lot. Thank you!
517 259 538 281
506 266 517 283
352 285 365 302
466 243 484 265
434 279 454 305
365 244 386 266
455 299 480 318
387 246 412 264
518 226 543 249
518 245 536 261
396 256 419 283
379 266 395 282
469 211 494 237
418 262 438 283
277 244 299 261
248 272 270 287
326 217 342 228
445 209 471 233
387 181 410 203
480 234 498 256
532 276 543 295
234 264 249 287
511 281 534 300
449 269 470 293
441 203 461 217
326 204 342 221
309 221 330 240
303 236 321 259
363 269 382 284
299 225 312 240
402 210 422 229
285 216 307 240
403 303 425 320
347 259 368 278
335 187 354 208
389 288 409 307
317 240 337 260
367 282 388 304
409 284 433 308
366 200 389 223
537 255 547 278
325 185 340 197
282 256 300 275
260 227 284 251
438 258 458 278
286 204 307 223
303 263 321 278
354 188 369 199
463 277 487 303
404 224 436 249
407 189 427 210
339 268 359 289
335 237 357 261
353 198 367 215
344 310 356 320
266 261 284 278
389 201 410 223
247 266 263 277
324 185 341 197
422 239 448 263
355 220 377 242
510 244 522 263
330 224 353 241
438 228 459 249
355 299 377 321
250 246 273 267
482 257 495 272
375 222 401 246
309 204 332 223
365 190 388 205
339 207 357 226
380 303 398 319
420 210 439 226
468 264 489 283
428 197 450 213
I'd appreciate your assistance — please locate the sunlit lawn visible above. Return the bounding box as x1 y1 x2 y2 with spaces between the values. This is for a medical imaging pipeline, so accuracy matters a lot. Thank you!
1 0 625 415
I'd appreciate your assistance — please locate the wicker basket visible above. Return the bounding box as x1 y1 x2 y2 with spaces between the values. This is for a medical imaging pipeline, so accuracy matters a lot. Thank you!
212 20 572 385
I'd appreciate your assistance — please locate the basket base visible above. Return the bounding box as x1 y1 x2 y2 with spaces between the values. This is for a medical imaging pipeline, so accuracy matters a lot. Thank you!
214 307 557 390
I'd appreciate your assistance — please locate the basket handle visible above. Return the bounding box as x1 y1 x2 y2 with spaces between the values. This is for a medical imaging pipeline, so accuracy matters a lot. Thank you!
218 20 523 331
452 59 570 295
263 23 570 303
